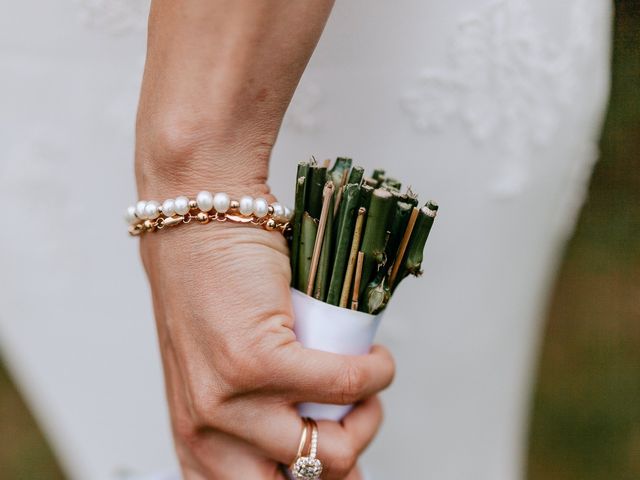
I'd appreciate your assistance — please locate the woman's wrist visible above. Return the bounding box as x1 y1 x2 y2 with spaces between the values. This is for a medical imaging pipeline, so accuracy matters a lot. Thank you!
135 118 274 200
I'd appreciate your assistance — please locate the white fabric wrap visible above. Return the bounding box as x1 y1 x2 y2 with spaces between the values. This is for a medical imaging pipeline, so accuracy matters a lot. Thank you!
291 288 384 421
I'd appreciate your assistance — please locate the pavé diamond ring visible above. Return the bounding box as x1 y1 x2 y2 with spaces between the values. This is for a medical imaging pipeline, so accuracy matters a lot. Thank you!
290 417 323 480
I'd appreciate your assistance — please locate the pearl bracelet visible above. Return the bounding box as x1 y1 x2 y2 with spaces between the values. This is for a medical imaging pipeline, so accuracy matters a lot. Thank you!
126 191 292 236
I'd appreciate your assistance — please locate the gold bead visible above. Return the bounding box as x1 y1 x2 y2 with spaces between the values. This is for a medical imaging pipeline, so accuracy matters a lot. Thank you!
230 200 240 210
188 200 198 209
265 218 277 231
197 212 210 224
143 219 154 230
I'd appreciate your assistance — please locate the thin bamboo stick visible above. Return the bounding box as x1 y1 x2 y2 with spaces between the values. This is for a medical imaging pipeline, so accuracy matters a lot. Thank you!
392 201 438 290
306 182 335 296
388 207 420 288
314 192 335 301
351 251 365 311
338 206 366 308
333 168 350 216
383 200 414 277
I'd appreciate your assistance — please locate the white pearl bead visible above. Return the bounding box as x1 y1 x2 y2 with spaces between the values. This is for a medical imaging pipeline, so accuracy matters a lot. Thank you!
174 196 190 215
135 200 147 219
284 206 293 221
196 191 214 212
125 206 138 224
162 199 176 217
253 197 269 218
144 201 161 219
213 192 231 213
272 202 285 219
239 195 254 216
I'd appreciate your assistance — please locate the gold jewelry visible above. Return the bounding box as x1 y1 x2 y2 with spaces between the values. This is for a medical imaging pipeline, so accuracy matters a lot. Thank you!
125 191 292 236
291 418 323 480
294 418 310 461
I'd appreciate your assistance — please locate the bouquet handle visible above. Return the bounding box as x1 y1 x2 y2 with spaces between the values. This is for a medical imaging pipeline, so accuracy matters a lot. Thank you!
291 288 383 421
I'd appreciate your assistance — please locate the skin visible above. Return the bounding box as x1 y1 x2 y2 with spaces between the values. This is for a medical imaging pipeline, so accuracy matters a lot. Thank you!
135 1 396 479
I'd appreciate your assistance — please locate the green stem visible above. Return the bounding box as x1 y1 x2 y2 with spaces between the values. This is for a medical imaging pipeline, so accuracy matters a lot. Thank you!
314 190 335 301
382 177 401 191
326 184 360 305
297 212 318 293
358 188 395 298
383 200 413 277
329 157 352 188
397 188 419 207
372 168 386 187
347 165 365 185
340 207 366 308
290 162 309 288
393 201 437 289
307 164 327 219
359 184 374 212
364 177 378 187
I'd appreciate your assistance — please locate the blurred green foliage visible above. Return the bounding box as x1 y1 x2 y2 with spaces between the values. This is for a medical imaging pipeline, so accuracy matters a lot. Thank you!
0 1 638 479
528 1 640 479
0 364 64 479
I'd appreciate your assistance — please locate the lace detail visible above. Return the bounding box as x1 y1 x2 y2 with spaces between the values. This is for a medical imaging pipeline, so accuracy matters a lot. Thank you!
75 0 150 34
401 0 602 198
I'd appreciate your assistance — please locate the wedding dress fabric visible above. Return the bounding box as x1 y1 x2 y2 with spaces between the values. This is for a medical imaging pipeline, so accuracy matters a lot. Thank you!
0 1 611 479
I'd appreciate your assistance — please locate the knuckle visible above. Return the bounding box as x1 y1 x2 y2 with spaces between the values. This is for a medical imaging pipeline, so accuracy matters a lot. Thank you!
222 360 273 399
216 323 287 394
338 363 368 404
214 340 264 393
190 387 218 424
172 413 199 445
216 354 248 389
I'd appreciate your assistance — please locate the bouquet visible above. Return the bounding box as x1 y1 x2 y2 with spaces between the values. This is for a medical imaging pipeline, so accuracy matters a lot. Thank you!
288 157 438 420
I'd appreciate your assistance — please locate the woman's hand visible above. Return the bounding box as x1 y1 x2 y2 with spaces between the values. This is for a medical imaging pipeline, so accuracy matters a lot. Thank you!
135 1 395 477
139 184 395 479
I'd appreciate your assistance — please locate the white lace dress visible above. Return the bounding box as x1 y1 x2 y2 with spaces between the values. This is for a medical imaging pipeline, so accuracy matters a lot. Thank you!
0 1 612 479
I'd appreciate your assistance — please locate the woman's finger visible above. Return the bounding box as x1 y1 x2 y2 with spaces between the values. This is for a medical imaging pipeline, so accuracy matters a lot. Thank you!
340 396 384 455
208 399 382 480
315 397 384 480
162 335 284 479
272 344 396 405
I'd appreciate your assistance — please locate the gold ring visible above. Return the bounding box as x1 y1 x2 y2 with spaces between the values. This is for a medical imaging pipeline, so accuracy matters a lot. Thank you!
294 418 309 460
291 417 323 480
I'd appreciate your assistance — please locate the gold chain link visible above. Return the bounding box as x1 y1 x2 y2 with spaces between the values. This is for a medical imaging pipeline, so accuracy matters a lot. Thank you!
128 210 290 237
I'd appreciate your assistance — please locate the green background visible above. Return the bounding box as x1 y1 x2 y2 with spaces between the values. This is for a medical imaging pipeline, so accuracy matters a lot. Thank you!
527 1 640 478
0 1 638 478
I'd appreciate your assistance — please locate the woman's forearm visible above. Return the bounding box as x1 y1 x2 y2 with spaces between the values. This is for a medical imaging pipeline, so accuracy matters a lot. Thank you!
136 0 335 196
134 5 396 478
